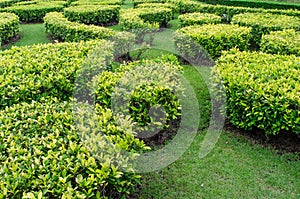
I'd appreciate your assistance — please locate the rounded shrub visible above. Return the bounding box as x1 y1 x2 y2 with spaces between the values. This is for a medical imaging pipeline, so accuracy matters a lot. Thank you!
64 5 120 26
231 12 300 47
212 49 300 135
178 12 222 27
174 24 251 60
260 29 300 56
0 12 19 44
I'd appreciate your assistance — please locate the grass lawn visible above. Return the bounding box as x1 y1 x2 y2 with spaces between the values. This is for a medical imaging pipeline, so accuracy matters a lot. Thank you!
3 23 51 49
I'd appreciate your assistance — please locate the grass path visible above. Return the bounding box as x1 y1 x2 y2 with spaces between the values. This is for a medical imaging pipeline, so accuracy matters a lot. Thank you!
4 23 50 49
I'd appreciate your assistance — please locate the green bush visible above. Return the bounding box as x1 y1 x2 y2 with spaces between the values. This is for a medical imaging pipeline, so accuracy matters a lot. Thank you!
260 29 300 56
178 12 222 27
0 0 21 8
64 5 120 26
1 1 65 23
212 49 300 135
94 59 183 136
231 12 300 47
0 40 114 109
174 24 251 60
0 12 19 44
136 2 178 13
0 98 148 198
70 0 123 6
199 0 300 10
133 0 166 7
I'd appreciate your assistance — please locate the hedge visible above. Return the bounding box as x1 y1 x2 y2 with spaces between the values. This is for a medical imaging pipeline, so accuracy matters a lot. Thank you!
64 5 120 26
1 1 65 23
70 0 123 6
44 12 135 58
174 24 251 60
178 12 222 27
198 0 300 11
0 12 18 45
231 12 300 46
120 7 172 42
93 58 183 136
136 2 178 13
0 40 114 109
212 49 300 135
133 0 166 7
0 98 148 198
0 0 21 8
171 0 300 18
260 29 300 56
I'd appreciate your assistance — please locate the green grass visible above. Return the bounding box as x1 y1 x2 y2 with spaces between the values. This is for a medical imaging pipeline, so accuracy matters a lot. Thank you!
4 23 51 49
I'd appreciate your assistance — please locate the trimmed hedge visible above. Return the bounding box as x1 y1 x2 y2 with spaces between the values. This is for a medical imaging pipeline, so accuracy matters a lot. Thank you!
260 29 300 56
212 49 300 135
199 0 300 10
0 40 114 109
136 2 178 13
0 0 21 8
178 12 222 27
44 12 135 59
172 0 300 18
64 5 120 26
1 1 65 23
0 12 19 44
120 7 172 42
231 12 300 46
70 0 123 6
133 0 166 7
174 24 251 60
0 98 148 198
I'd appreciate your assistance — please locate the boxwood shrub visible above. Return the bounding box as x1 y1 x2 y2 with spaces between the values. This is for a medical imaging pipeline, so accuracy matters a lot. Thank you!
212 49 300 135
64 5 120 26
231 12 300 46
70 0 123 6
174 24 251 60
0 12 19 44
1 1 65 23
260 29 300 56
178 12 222 27
0 40 114 109
133 0 166 7
0 98 148 198
136 2 178 13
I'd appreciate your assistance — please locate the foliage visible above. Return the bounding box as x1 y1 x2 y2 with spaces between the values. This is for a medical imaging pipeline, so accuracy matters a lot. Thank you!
70 0 123 6
0 40 114 109
231 12 300 46
132 0 166 7
136 2 178 13
0 98 147 198
1 1 65 23
212 49 300 135
178 12 222 27
260 29 300 56
174 24 251 60
64 5 120 26
0 12 18 44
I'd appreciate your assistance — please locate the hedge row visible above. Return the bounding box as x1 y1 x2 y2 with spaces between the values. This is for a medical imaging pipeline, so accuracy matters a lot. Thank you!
199 0 300 10
212 49 300 135
178 12 222 27
0 12 18 44
0 40 114 109
136 2 178 13
120 7 172 42
0 0 21 8
172 0 300 18
70 0 123 6
174 24 251 60
64 5 120 26
133 0 166 7
1 1 65 23
231 12 300 46
0 98 147 198
260 29 300 56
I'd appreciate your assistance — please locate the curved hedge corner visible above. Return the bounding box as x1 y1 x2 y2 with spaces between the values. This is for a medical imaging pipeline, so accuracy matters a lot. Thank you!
260 29 300 56
0 99 147 198
0 12 19 45
64 5 120 26
1 1 65 23
174 24 251 60
178 12 222 27
212 49 300 135
231 12 300 47
0 40 114 109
